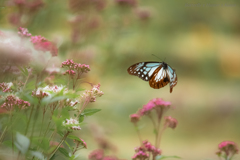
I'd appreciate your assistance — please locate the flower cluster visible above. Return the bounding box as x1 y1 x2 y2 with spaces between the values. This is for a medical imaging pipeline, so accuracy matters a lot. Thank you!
0 82 14 93
216 141 238 158
31 35 58 56
32 85 65 99
62 59 91 78
62 118 81 130
164 116 178 129
132 150 149 160
73 138 87 149
65 99 79 108
1 95 30 111
81 83 104 103
18 27 32 37
132 140 161 160
88 149 104 160
74 63 90 73
138 98 171 116
130 114 140 124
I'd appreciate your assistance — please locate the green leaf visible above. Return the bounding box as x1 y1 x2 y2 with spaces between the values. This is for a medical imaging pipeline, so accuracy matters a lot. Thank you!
14 132 30 154
82 109 101 116
17 66 29 77
49 153 57 160
58 148 70 158
78 115 84 123
67 135 81 142
31 151 46 160
156 155 181 160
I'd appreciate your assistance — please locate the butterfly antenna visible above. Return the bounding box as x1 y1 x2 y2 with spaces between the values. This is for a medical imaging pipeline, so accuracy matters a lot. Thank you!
163 57 167 62
152 54 163 61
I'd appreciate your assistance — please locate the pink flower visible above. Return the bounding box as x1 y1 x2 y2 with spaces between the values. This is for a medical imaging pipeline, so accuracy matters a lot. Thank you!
164 116 178 129
1 95 30 111
139 98 171 116
31 35 58 56
88 149 104 160
130 114 140 123
216 141 238 157
18 27 32 37
132 150 149 160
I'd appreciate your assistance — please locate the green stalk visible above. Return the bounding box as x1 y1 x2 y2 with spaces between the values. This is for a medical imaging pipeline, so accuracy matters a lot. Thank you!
48 131 70 159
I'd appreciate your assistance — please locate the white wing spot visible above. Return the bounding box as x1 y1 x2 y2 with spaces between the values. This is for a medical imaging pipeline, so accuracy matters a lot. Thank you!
143 67 146 69
145 77 148 80
134 72 136 74
138 72 140 74
140 69 143 72
142 75 144 77
143 71 147 75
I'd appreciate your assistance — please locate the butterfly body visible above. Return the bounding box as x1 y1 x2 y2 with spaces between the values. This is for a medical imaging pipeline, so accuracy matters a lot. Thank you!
127 61 177 93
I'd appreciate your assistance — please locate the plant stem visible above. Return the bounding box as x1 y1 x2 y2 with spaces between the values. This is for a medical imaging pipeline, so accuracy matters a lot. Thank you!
134 123 142 145
48 131 70 159
0 126 7 144
25 105 35 135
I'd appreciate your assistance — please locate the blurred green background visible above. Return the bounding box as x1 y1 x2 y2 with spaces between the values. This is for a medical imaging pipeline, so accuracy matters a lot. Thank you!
1 0 240 159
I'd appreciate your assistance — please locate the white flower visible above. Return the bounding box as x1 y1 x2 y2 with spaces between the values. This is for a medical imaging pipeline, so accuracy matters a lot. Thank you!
63 118 81 131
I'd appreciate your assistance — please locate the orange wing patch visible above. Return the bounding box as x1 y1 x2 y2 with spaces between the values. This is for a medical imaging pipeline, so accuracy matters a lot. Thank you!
149 67 169 89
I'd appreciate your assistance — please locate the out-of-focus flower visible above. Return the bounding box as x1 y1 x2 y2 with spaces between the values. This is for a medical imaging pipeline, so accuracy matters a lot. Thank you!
32 85 66 99
31 35 58 56
164 116 178 129
18 27 32 37
134 7 151 20
130 114 140 124
216 141 238 158
132 150 149 160
0 31 31 67
74 138 87 149
66 99 80 108
8 13 21 26
138 98 171 116
62 118 81 131
81 83 104 103
1 95 30 111
61 59 75 69
88 149 104 160
74 63 91 73
115 0 137 7
0 82 14 93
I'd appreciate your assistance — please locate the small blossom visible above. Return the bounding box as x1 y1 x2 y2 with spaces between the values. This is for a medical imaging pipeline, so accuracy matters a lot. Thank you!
18 27 32 37
134 7 151 21
63 70 76 78
61 59 75 69
132 150 149 160
139 98 171 116
74 138 87 149
0 82 14 93
1 95 30 111
31 35 58 56
81 83 104 103
130 114 140 123
164 116 178 129
217 141 238 157
88 149 104 160
32 85 66 99
74 63 91 73
63 118 81 131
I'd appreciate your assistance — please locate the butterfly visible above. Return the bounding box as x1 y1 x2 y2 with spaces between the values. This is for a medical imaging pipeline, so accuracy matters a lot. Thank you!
127 61 177 93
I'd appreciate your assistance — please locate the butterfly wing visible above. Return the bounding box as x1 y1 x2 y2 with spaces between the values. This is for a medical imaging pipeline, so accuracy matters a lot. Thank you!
149 66 170 89
127 62 162 81
166 65 177 93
